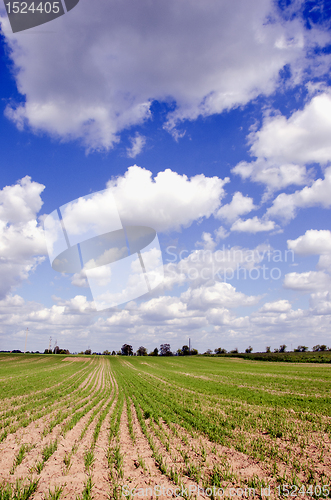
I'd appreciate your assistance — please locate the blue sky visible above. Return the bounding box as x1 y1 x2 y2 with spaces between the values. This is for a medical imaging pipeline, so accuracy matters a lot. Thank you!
0 0 330 354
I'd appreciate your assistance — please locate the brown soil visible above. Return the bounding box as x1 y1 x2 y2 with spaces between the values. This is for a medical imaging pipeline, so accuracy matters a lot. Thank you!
0 359 330 500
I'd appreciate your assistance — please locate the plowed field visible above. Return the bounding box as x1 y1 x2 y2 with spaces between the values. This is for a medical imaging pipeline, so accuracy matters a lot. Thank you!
0 354 330 499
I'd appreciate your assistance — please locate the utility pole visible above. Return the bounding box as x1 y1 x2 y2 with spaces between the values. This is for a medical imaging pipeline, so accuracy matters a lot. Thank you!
24 328 29 354
189 338 191 355
49 336 52 353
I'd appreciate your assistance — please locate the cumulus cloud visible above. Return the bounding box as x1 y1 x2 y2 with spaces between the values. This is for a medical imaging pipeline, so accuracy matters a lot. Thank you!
259 300 292 313
216 192 256 223
232 159 310 191
196 232 217 252
231 216 275 233
288 229 331 255
49 166 227 241
287 229 331 274
1 0 309 150
126 133 146 158
283 271 331 292
2 285 329 353
163 244 271 290
267 166 331 221
250 92 331 165
214 226 229 240
181 282 261 310
108 166 229 232
0 175 44 223
0 177 46 299
309 291 331 315
232 92 331 195
250 304 306 328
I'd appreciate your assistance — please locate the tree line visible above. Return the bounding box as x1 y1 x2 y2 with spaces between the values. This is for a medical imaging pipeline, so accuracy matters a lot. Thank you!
6 342 329 356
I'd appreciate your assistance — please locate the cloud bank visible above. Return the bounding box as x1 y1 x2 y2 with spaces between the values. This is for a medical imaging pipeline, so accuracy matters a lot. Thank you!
1 0 309 150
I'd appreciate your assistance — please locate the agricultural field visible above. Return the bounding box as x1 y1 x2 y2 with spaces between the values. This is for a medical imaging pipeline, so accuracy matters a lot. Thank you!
0 354 330 500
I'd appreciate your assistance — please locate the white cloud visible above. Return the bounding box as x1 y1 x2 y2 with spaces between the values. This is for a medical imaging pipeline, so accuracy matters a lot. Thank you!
287 229 331 274
164 244 269 290
288 229 331 255
216 192 256 223
84 265 112 288
108 166 229 232
250 92 331 165
283 271 331 292
1 0 309 150
0 177 46 299
196 232 217 252
317 254 331 273
267 166 331 221
231 216 275 233
49 166 227 238
309 291 331 315
71 271 88 288
0 286 330 353
232 159 309 191
52 295 96 314
0 168 228 306
250 305 306 327
127 133 146 158
214 226 229 240
232 92 331 195
259 300 292 313
0 175 44 223
181 282 261 310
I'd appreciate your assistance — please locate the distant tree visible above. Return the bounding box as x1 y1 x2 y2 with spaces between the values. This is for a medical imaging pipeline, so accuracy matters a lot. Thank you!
44 349 52 354
279 345 287 353
230 348 238 354
59 349 69 354
294 345 309 352
53 346 60 354
121 344 133 356
181 345 190 356
152 347 159 356
103 350 110 355
111 350 116 355
137 346 147 356
204 349 213 355
191 349 198 355
245 346 253 353
312 344 327 352
215 347 227 354
274 348 279 353
84 349 91 355
160 344 171 356
266 346 271 353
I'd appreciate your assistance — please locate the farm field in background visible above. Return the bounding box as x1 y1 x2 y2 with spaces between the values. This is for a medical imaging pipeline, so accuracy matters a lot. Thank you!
0 354 330 499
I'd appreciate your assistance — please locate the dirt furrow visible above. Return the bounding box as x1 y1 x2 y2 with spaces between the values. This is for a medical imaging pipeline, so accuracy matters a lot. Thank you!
118 401 193 500
0 364 102 481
